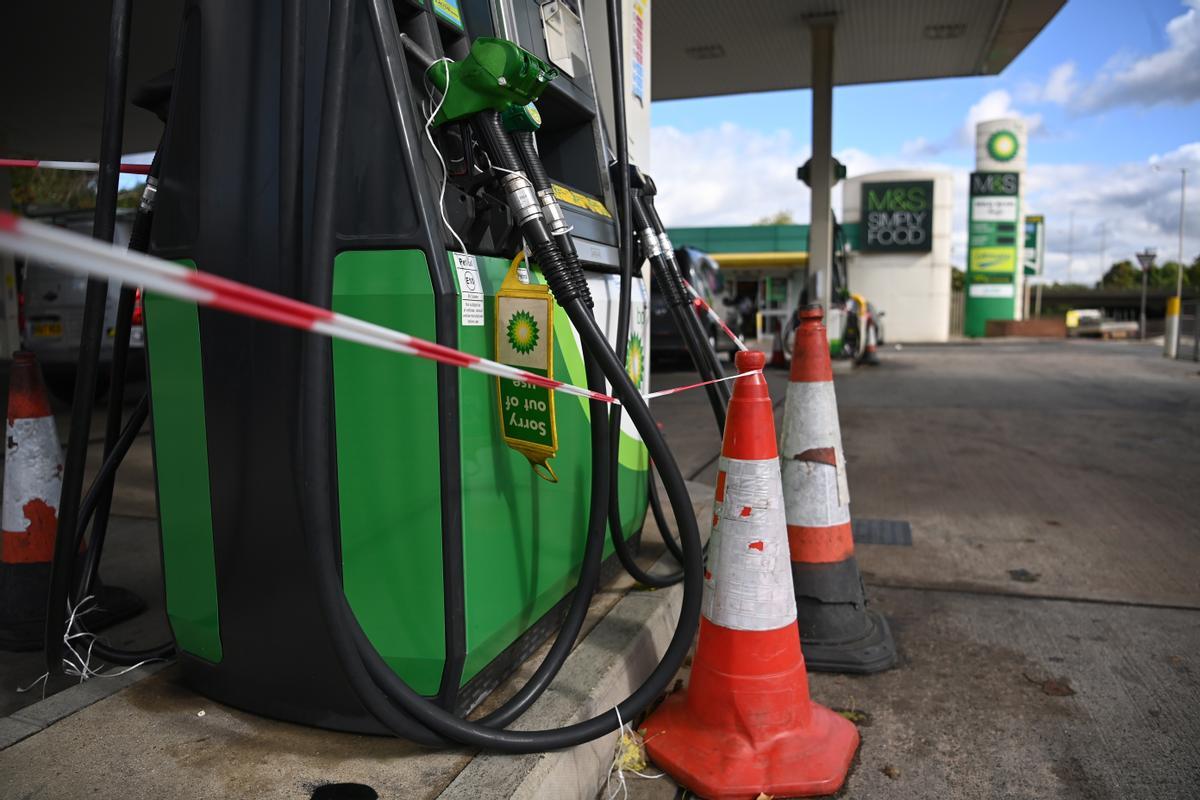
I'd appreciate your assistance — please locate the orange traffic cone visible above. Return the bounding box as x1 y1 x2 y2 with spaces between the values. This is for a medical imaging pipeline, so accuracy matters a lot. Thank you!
769 327 788 368
781 305 895 673
0 352 142 652
643 349 859 800
861 311 880 366
0 352 67 650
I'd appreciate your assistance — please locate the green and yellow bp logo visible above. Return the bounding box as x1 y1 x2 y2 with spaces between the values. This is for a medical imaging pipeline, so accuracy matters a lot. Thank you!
626 333 645 390
507 310 540 355
987 130 1019 162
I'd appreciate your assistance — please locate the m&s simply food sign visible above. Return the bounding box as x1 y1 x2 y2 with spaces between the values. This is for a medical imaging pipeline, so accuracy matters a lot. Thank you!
861 181 934 253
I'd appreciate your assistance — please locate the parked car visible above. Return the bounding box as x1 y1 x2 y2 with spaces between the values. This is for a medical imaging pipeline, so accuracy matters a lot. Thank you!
18 209 144 400
650 246 732 363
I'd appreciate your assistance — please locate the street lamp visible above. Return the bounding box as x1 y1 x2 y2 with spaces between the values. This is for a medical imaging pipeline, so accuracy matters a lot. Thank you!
1136 249 1156 341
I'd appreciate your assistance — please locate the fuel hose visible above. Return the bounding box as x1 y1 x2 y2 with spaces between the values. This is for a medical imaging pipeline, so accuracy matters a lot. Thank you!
638 172 730 418
511 131 689 581
299 2 702 751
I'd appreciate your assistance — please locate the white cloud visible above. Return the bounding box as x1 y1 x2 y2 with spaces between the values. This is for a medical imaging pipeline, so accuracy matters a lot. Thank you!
650 123 1200 287
650 124 810 226
1027 141 1200 284
1018 62 1078 106
1075 1 1200 112
899 89 1042 157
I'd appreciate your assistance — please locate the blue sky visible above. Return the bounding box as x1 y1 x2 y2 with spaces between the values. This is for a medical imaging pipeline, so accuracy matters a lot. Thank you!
649 0 1200 284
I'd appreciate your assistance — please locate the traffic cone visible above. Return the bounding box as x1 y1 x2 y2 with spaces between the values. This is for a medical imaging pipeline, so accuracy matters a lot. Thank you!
781 305 895 673
0 352 142 651
643 349 859 800
1 352 68 650
769 328 788 368
861 313 880 366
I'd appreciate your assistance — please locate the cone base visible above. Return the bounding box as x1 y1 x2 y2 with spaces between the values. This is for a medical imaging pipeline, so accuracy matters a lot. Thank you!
644 694 859 800
801 608 896 675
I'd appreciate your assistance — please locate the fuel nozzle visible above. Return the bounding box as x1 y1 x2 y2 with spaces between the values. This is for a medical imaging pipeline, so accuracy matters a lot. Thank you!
426 38 558 127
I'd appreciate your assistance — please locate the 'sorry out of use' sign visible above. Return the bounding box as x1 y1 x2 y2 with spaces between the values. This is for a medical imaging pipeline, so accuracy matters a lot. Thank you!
861 180 934 253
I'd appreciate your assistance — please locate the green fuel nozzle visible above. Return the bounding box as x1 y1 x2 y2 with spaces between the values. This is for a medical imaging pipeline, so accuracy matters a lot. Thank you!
426 38 557 126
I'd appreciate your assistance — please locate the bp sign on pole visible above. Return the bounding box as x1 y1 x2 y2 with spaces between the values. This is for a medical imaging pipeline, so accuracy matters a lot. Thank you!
965 118 1027 336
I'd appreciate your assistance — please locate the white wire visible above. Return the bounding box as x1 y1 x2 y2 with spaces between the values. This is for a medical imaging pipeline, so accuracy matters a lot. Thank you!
18 594 165 693
424 58 468 254
604 705 664 800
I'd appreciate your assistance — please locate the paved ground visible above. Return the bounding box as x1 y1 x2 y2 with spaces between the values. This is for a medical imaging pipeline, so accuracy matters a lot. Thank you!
1 338 1198 799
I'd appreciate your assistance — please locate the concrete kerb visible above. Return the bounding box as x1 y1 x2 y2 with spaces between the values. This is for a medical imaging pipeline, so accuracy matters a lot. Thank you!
439 479 711 800
0 660 168 750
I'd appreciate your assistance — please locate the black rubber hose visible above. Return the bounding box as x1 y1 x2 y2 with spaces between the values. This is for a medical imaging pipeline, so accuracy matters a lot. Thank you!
44 0 132 674
640 177 730 402
305 111 702 750
632 198 725 432
597 0 686 589
477 115 589 307
476 354 611 728
472 136 615 728
647 466 684 563
640 183 730 412
672 252 731 413
76 171 158 601
515 133 686 581
76 393 149 576
298 6 700 748
513 132 552 195
299 0 445 747
344 294 703 752
665 249 730 410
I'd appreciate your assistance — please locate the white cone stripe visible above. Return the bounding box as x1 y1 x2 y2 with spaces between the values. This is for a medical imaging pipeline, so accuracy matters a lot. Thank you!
780 380 850 507
781 461 851 527
2 417 63 532
702 456 797 632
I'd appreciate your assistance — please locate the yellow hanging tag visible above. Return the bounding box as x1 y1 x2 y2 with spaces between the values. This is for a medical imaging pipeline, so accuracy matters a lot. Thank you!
495 252 558 482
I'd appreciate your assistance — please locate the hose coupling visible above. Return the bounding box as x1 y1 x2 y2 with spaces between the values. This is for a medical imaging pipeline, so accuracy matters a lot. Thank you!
640 227 664 258
501 172 542 225
538 189 571 236
138 176 159 213
657 231 673 257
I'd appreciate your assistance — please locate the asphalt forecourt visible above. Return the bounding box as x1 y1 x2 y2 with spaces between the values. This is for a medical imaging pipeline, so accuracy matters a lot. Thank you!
618 339 1200 799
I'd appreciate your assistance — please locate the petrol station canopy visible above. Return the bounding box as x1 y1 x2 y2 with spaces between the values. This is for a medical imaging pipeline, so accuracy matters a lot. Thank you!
3 1 1063 160
653 0 1065 99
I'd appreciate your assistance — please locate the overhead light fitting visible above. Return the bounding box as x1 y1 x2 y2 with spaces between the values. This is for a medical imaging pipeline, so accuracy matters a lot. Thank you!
684 43 726 60
923 23 967 40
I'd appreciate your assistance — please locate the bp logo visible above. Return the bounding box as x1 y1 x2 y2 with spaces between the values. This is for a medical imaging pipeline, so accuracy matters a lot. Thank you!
987 130 1019 162
625 333 644 388
506 310 540 355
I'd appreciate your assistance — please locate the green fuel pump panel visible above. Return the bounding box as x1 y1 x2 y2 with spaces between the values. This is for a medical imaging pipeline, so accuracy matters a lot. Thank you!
141 0 648 732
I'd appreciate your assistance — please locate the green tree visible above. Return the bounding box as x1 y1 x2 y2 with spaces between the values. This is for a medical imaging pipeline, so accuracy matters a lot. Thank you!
9 167 144 214
951 266 964 291
1097 259 1140 289
753 210 795 225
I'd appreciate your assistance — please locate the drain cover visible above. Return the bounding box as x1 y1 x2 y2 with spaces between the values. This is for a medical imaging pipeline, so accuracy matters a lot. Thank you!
852 519 912 546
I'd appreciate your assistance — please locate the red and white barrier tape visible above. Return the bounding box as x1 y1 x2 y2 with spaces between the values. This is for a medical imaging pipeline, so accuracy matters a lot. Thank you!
682 280 747 351
644 369 756 400
0 212 755 406
0 158 152 175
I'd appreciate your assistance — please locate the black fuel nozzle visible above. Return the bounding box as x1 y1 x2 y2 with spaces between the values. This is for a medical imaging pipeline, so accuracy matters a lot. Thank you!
642 174 658 199
608 161 647 194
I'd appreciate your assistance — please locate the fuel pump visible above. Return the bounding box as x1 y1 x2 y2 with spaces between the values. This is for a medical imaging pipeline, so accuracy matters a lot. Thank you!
38 0 710 752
